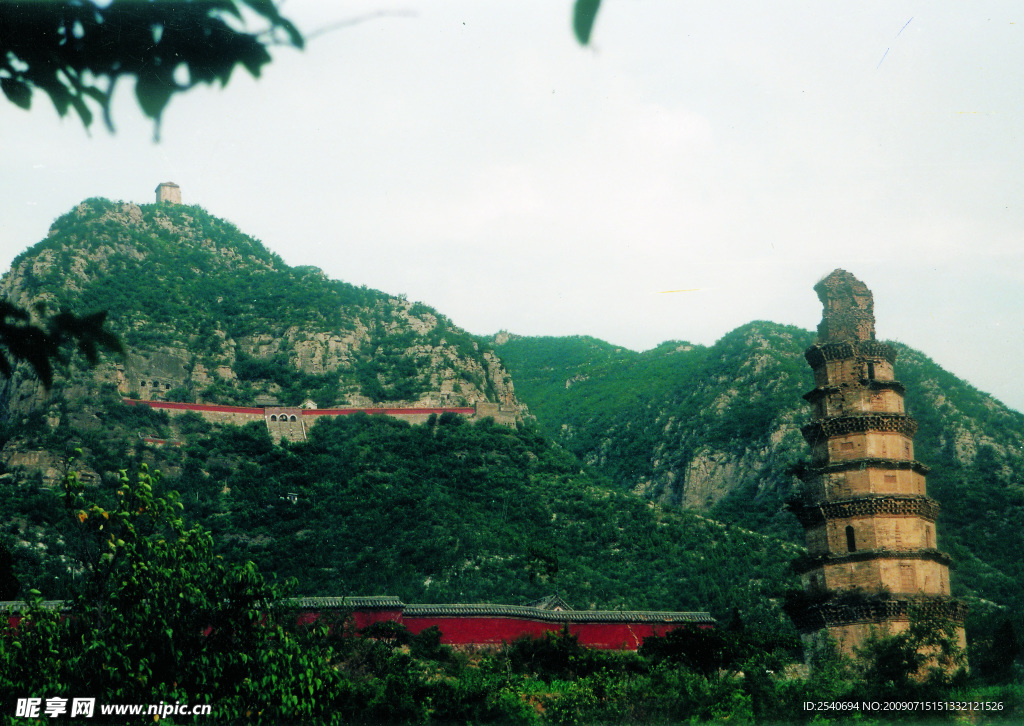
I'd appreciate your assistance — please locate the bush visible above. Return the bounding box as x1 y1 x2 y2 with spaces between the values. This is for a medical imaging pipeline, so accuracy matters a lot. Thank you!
0 462 346 722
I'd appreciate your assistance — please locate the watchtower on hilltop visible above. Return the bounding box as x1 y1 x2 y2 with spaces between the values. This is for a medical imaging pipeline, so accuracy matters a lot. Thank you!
790 269 966 658
155 182 181 204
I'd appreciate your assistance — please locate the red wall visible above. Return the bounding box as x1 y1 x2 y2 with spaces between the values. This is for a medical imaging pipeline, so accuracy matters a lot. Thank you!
287 608 708 650
402 616 702 650
123 398 474 418
5 608 708 651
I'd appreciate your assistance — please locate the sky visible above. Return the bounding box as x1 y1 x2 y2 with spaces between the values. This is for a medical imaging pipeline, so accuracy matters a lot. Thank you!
2 2 1022 413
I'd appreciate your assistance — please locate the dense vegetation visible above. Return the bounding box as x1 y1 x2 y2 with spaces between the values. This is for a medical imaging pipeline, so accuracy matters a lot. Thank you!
494 326 1024 611
4 463 1021 724
1 394 801 627
8 198 497 406
494 325 822 541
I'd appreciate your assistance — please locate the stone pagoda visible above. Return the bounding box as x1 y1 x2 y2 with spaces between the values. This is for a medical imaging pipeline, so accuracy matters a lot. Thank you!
790 269 966 655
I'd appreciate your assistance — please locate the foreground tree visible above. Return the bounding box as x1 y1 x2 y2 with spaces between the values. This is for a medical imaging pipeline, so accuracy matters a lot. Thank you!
0 462 340 720
856 609 969 702
0 0 302 134
0 461 550 723
0 301 122 388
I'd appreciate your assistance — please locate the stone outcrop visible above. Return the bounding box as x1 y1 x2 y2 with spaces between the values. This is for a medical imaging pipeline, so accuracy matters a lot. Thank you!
0 442 99 487
124 350 190 400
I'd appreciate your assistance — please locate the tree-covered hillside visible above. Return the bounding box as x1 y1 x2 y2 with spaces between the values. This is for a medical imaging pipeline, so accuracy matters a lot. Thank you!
493 324 1024 613
1 386 802 630
494 324 813 539
1 197 517 411
0 197 802 636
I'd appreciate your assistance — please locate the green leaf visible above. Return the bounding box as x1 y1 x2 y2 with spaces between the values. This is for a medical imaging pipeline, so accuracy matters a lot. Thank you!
0 77 31 109
573 0 602 45
135 70 175 121
43 83 72 118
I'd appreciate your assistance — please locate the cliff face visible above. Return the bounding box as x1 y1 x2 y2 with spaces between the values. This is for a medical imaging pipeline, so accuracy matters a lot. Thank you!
494 321 1024 569
0 198 523 419
493 324 813 537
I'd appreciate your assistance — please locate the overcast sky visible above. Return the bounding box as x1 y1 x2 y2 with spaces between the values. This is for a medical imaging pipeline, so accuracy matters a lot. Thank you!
2 1 1022 413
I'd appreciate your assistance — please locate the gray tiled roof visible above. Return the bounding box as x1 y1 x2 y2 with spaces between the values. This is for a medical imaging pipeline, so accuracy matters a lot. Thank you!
402 603 715 624
2 596 715 625
290 596 404 610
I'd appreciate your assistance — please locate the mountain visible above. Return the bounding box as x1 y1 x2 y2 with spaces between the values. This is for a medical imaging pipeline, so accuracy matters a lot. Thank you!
4 195 1021 641
492 324 1024 610
1 197 520 418
0 197 802 634
491 325 813 536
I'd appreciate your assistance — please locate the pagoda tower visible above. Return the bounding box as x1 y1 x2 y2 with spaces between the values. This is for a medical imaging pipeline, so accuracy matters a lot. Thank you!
790 270 966 655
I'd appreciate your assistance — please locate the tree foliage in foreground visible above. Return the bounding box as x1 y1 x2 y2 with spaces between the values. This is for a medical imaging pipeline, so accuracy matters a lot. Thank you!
573 0 602 45
0 300 122 388
1 463 332 720
0 0 302 134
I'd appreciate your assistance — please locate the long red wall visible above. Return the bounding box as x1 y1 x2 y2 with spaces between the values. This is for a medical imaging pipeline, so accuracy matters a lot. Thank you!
6 605 712 652
123 399 474 418
288 607 712 651
402 616 700 650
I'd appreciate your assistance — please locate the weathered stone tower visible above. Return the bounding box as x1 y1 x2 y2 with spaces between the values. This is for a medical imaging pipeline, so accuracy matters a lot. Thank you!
155 182 181 204
790 269 966 655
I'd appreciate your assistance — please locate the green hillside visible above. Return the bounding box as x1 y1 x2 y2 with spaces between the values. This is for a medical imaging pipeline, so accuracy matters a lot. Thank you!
2 198 1023 722
495 324 815 538
0 198 802 636
1 388 801 619
4 197 512 409
494 326 1024 613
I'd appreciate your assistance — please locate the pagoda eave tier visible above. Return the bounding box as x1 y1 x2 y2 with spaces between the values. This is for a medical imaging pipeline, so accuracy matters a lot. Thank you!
800 458 931 478
803 379 907 403
790 595 968 633
789 494 941 526
791 548 952 575
802 414 918 444
805 340 898 368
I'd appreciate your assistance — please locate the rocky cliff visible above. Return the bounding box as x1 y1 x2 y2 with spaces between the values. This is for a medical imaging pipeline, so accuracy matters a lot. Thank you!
0 198 523 417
